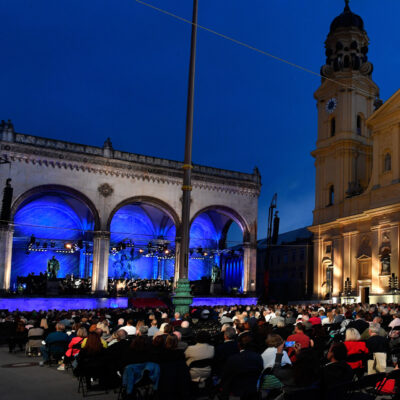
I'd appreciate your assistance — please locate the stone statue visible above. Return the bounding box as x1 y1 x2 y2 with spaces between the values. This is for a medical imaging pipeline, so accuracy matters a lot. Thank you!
381 254 391 276
211 264 221 283
47 256 60 279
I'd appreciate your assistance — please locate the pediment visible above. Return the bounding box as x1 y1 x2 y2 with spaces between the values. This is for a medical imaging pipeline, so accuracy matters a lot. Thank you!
357 254 371 260
368 88 400 127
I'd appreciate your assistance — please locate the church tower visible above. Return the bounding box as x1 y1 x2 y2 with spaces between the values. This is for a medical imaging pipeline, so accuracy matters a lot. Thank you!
312 0 379 226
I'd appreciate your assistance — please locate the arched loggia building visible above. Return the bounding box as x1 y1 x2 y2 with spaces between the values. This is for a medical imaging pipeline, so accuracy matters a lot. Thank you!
0 123 260 293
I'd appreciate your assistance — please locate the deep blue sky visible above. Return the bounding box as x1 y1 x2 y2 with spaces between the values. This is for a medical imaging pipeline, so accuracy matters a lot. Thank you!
1 0 399 241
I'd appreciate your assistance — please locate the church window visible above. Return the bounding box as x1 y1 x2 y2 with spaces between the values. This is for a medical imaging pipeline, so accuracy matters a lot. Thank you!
330 118 336 137
357 115 362 135
384 153 391 172
328 185 334 205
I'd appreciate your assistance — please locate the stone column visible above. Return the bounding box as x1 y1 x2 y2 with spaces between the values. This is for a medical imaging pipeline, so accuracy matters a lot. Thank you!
91 231 110 294
243 243 257 293
0 225 13 291
173 238 181 287
313 236 323 298
371 226 380 293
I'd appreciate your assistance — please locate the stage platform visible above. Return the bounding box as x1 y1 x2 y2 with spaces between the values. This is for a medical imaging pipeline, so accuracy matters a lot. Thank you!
0 296 258 311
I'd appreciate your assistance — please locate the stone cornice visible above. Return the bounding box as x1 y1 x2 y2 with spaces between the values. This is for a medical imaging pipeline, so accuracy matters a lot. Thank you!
1 141 260 197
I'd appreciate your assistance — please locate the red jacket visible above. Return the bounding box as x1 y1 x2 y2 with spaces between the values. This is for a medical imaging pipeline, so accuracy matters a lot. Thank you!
65 336 83 358
344 341 368 369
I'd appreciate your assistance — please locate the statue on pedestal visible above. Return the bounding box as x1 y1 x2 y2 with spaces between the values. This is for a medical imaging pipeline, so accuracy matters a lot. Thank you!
47 256 60 280
211 264 221 283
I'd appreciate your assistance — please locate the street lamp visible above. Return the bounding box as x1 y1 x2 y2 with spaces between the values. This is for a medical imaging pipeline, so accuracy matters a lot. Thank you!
173 0 198 315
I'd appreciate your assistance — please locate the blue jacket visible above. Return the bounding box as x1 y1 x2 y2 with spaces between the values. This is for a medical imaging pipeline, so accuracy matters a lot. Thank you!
123 362 160 395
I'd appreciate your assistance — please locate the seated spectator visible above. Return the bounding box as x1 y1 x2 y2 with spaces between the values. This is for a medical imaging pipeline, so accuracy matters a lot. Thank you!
261 334 291 369
148 319 159 337
172 312 182 327
75 331 107 389
366 322 388 374
40 323 70 364
348 310 369 335
213 326 239 377
344 327 369 370
58 327 87 371
322 311 335 326
81 328 107 349
220 333 263 400
158 334 191 400
322 342 354 389
185 331 215 382
120 319 136 336
286 323 313 361
308 311 321 326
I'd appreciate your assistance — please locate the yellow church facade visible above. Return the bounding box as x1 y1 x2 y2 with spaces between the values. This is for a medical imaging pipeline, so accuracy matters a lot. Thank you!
309 3 400 302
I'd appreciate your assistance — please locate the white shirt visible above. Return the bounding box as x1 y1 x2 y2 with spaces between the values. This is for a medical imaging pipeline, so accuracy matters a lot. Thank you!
261 347 292 369
120 325 136 335
265 312 276 323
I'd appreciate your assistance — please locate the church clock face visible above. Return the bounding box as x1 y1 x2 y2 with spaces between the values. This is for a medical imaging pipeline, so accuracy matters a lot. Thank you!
326 97 337 114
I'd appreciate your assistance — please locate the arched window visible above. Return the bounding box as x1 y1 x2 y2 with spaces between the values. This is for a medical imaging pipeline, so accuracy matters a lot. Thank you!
328 185 334 206
357 115 362 135
384 153 391 172
330 118 336 137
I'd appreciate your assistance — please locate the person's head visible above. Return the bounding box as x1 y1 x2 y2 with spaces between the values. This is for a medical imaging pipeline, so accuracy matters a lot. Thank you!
356 310 365 320
126 319 133 326
117 329 127 341
294 323 305 334
174 312 180 320
95 327 103 337
56 323 65 332
85 332 103 355
136 320 145 329
151 319 158 327
152 334 166 348
373 316 382 324
165 334 178 350
117 318 124 326
224 326 236 341
345 327 361 342
265 334 284 349
181 321 189 329
369 322 380 336
162 323 173 335
238 333 253 351
327 342 347 362
138 326 148 336
344 310 353 320
276 320 285 328
76 327 88 338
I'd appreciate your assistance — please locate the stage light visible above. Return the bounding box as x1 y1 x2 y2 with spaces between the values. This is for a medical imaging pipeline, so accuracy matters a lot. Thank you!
139 248 144 253
164 249 170 254
64 243 73 250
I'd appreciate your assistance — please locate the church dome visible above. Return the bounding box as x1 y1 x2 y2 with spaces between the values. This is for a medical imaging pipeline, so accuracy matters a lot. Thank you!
330 1 364 33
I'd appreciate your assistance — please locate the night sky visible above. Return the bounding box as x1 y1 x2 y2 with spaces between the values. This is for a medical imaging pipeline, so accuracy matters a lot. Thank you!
1 0 399 242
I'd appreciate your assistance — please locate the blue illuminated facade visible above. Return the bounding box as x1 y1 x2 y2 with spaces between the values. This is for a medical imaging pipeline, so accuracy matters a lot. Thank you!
11 190 244 290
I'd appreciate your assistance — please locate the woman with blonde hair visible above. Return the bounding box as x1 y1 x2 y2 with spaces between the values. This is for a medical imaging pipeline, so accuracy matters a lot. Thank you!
322 311 335 325
344 327 368 370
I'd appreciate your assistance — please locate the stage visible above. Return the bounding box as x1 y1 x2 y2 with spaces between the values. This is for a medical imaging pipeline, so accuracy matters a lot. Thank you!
0 296 258 311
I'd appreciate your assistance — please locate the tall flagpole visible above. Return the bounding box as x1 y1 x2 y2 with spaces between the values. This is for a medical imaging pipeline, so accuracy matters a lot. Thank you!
173 0 198 314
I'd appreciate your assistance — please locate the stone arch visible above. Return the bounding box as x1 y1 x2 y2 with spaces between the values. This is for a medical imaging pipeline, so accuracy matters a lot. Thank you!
11 184 101 231
190 205 251 241
106 196 180 232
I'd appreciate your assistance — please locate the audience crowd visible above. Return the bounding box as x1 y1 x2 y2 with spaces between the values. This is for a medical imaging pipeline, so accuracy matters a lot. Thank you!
1 302 400 399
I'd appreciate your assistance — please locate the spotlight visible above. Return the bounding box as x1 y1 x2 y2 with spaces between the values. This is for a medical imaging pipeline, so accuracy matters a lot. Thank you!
64 243 73 250
139 248 144 254
203 251 208 256
164 249 170 254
